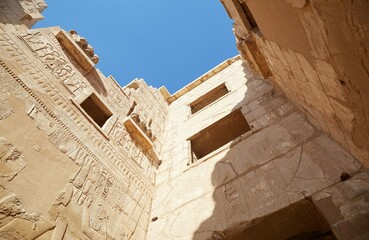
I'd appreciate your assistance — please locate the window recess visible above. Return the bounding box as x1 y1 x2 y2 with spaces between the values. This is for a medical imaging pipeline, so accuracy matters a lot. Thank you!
189 83 229 114
189 109 251 162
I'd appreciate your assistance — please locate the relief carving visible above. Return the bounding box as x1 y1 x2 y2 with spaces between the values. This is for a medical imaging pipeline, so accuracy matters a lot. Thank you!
47 183 73 240
0 67 14 120
27 104 92 166
19 0 41 15
223 182 239 203
0 137 26 181
22 31 75 82
0 186 54 239
63 74 87 94
81 199 132 240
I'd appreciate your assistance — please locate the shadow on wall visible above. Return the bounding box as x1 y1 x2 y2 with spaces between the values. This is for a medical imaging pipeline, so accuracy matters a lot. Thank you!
62 45 107 96
191 65 362 240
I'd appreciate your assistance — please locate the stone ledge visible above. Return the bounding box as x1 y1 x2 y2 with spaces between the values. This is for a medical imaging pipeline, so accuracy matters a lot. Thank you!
55 30 95 72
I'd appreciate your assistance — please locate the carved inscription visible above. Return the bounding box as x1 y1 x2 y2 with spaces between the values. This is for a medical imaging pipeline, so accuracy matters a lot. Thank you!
223 182 240 203
0 67 14 120
110 120 156 182
22 31 75 82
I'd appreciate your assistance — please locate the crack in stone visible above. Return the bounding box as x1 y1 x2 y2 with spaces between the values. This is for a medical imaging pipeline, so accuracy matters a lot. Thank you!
282 145 303 192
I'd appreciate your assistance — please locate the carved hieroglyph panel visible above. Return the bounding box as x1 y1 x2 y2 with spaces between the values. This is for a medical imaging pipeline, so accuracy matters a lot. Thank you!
21 31 75 82
110 120 156 182
0 66 14 120
0 32 154 192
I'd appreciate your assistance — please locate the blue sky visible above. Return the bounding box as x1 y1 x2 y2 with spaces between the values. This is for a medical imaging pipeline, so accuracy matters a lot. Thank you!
34 1 238 93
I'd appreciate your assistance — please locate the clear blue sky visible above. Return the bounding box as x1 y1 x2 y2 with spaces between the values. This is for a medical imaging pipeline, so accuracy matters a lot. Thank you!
34 1 238 94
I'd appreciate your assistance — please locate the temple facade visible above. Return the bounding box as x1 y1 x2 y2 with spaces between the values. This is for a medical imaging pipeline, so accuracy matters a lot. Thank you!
0 1 368 239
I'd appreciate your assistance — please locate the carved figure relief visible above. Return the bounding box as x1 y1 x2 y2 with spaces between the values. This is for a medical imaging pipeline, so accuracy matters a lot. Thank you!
47 183 73 240
0 187 54 239
82 199 132 240
0 137 27 181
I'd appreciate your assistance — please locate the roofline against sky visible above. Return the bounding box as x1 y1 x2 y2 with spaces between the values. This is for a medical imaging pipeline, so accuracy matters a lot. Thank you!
160 55 241 104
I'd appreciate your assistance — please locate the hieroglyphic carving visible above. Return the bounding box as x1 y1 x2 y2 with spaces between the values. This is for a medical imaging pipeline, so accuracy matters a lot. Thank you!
0 38 154 197
63 74 87 94
223 182 239 203
47 183 73 240
0 93 13 120
0 66 14 120
81 199 132 240
110 120 157 181
0 137 27 181
21 31 75 82
19 0 42 15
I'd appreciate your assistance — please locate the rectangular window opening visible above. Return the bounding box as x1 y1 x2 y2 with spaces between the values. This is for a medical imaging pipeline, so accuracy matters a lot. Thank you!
190 83 229 114
80 93 112 127
189 109 251 162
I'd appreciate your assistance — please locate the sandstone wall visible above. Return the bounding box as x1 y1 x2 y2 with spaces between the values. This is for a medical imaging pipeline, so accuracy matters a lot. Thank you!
0 0 47 32
221 0 369 168
148 59 367 239
0 25 168 239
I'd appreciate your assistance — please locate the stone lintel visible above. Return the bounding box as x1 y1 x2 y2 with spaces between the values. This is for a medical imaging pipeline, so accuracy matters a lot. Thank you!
55 30 95 72
124 117 153 150
166 55 240 104
159 86 171 101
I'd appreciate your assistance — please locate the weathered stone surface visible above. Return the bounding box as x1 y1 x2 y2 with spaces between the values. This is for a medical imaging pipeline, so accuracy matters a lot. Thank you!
0 1 368 239
223 0 369 170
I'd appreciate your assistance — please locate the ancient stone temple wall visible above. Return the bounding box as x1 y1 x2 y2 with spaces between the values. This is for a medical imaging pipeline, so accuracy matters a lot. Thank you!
0 4 168 238
0 0 47 32
148 58 369 240
220 0 369 169
1 1 369 239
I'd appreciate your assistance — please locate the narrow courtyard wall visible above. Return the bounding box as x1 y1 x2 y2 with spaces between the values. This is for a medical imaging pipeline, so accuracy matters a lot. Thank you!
221 0 369 168
0 1 369 239
0 4 168 238
148 59 368 240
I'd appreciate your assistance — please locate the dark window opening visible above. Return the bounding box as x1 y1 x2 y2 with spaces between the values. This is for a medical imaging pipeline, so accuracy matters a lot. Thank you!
189 109 251 161
80 93 112 127
224 200 336 240
190 83 229 114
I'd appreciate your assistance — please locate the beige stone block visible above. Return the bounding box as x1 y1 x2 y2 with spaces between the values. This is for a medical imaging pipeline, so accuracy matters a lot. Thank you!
164 192 215 239
124 197 137 217
286 134 361 196
315 60 347 102
235 147 305 220
313 173 369 240
230 112 315 175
